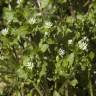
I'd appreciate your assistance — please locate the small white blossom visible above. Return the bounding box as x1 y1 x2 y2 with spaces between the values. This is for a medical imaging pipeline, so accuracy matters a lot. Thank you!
0 56 5 60
44 21 52 28
95 81 96 85
8 3 11 10
17 0 23 5
36 12 42 16
44 32 49 36
83 36 89 42
24 42 27 48
28 18 36 24
78 36 89 51
68 39 73 45
94 71 96 74
60 70 63 75
59 48 65 56
44 56 47 60
25 62 34 70
1 28 8 35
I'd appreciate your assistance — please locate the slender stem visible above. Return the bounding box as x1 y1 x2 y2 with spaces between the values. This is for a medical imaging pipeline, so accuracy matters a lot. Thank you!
83 0 90 7
32 81 43 96
65 82 68 96
20 83 24 96
12 45 19 63
88 71 93 96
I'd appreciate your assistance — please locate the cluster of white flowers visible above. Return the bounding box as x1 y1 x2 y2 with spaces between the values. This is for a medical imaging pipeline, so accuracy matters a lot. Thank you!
28 17 36 24
25 61 34 70
59 48 65 56
44 21 52 28
78 36 89 51
1 28 8 35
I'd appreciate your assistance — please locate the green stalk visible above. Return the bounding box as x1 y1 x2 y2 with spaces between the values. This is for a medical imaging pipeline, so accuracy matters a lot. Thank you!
32 81 43 96
88 71 93 96
64 82 68 96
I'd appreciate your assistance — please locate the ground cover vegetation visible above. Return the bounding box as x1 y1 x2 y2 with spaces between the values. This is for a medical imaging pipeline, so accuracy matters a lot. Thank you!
0 0 96 96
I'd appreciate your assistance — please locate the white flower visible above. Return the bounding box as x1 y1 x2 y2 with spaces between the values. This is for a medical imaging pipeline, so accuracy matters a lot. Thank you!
1 28 8 35
36 12 42 16
59 48 65 56
83 36 89 41
8 4 11 10
44 56 47 60
25 61 34 70
44 21 52 28
44 32 49 36
0 56 4 60
28 18 36 24
94 71 96 74
78 36 89 51
68 39 73 45
17 0 23 5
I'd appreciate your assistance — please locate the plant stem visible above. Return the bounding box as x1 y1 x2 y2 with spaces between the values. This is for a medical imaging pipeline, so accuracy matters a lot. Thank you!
65 82 68 96
88 71 93 96
32 81 43 96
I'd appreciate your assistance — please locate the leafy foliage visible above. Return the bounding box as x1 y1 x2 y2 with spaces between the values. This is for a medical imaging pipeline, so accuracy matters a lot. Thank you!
0 0 96 96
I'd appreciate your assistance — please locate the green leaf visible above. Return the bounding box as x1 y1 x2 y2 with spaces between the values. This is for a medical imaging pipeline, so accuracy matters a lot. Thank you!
58 0 67 3
70 79 78 87
53 90 61 96
67 53 74 65
39 43 49 53
16 68 27 79
39 62 47 78
41 0 50 8
47 38 55 44
75 32 80 39
27 92 32 96
14 25 29 36
15 91 21 96
89 51 95 60
3 8 14 23
66 16 75 24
